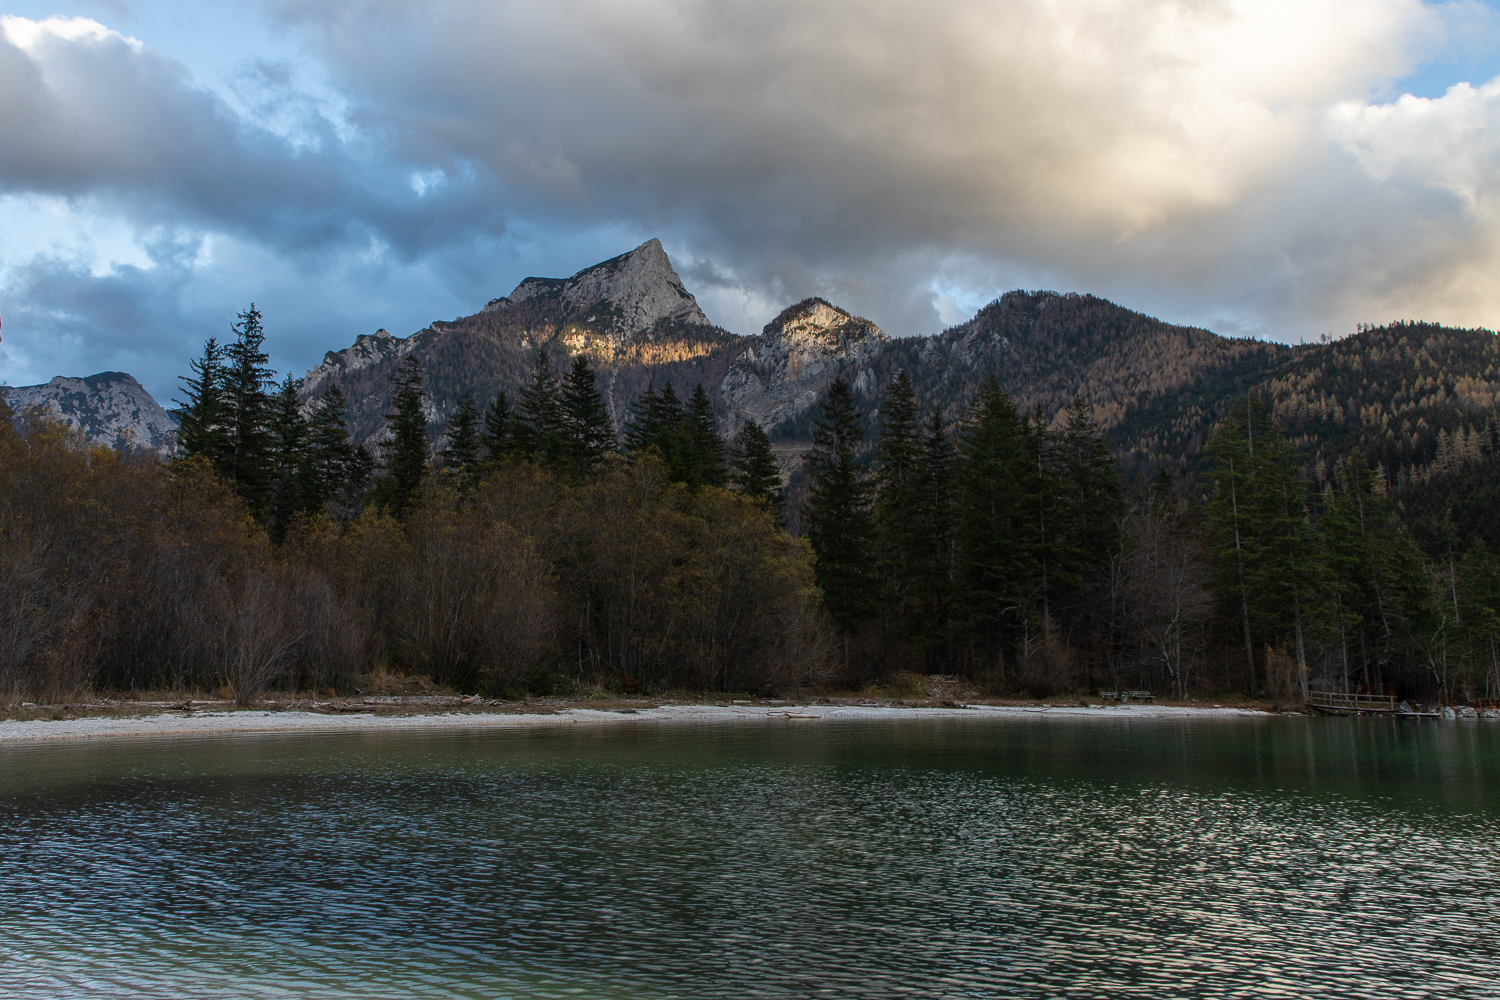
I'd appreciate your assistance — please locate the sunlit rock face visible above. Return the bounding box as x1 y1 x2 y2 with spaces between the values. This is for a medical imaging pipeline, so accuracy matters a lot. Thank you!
1 372 177 454
298 239 735 447
720 298 889 436
483 238 711 348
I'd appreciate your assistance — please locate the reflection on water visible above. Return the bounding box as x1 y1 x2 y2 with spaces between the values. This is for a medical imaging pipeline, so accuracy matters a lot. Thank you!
1 715 1497 998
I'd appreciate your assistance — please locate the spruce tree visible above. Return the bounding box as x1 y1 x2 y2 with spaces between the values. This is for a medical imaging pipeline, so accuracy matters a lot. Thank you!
340 444 376 522
560 355 617 475
305 385 356 516
873 370 924 640
681 384 727 488
625 381 686 463
480 391 520 462
441 392 483 490
624 382 666 454
376 354 428 518
1053 395 1124 601
516 349 565 464
1205 395 1277 694
1251 425 1321 697
174 337 231 468
913 405 956 663
732 419 783 521
953 374 1038 675
804 377 877 631
266 375 309 538
222 304 277 510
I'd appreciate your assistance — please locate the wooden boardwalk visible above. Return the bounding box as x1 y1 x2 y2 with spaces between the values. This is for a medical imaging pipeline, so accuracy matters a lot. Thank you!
1305 692 1439 718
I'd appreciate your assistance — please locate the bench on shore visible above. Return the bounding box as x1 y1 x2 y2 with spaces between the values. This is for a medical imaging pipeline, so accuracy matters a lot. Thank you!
1098 690 1155 704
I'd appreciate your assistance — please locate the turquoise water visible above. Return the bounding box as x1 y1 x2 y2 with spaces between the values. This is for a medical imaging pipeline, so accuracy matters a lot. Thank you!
1 715 1497 998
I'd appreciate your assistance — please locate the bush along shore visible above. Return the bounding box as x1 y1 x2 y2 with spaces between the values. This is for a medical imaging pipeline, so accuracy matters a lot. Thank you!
5 305 1500 709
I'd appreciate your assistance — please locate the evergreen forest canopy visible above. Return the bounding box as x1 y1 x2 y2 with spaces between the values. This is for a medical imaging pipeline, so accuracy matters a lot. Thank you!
3 304 1500 707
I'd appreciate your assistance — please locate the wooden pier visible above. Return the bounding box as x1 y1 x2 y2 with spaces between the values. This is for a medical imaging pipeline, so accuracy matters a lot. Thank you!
1304 692 1439 718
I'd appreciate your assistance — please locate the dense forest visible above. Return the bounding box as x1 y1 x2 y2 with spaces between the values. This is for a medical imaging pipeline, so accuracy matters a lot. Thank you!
3 305 1498 706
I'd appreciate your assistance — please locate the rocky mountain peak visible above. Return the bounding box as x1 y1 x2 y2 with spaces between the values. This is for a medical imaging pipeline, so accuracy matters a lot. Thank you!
763 297 886 351
1 371 177 454
719 298 889 436
482 238 710 348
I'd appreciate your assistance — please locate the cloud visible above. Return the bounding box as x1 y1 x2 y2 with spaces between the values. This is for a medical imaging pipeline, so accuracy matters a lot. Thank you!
5 2 1500 401
259 0 1500 337
0 15 505 259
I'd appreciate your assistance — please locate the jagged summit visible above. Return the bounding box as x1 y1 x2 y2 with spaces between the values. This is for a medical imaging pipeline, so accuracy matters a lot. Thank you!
299 239 740 447
1 372 177 454
720 298 889 436
482 238 710 347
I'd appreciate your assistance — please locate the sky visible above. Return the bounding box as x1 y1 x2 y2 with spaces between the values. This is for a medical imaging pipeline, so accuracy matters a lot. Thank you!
3 0 1500 403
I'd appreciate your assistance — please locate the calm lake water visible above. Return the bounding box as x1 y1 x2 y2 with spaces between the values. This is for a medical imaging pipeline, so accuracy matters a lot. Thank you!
1 715 1497 998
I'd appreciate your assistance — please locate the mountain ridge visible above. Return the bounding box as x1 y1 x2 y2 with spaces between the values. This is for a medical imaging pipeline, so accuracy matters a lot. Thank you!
15 240 1498 495
1 371 178 454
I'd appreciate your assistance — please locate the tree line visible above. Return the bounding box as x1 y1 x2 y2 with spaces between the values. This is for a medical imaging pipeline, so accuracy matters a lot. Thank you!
4 304 1496 705
172 306 785 530
0 306 811 704
796 362 1499 703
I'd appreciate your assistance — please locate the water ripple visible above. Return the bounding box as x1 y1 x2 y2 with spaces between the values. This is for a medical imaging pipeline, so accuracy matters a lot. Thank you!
0 717 1496 998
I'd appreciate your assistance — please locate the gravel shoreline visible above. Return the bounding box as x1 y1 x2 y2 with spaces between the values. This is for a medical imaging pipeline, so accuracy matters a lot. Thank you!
0 701 1271 743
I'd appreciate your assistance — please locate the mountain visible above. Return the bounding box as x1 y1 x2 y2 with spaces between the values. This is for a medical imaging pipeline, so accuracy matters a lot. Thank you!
300 238 745 446
721 298 889 438
1 372 177 454
761 291 1288 476
17 239 1478 502
297 240 1500 497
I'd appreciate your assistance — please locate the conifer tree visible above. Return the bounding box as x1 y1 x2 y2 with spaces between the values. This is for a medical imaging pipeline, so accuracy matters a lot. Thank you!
681 384 727 488
873 370 924 639
1205 395 1277 694
516 349 565 464
804 377 877 631
625 381 686 461
441 392 483 490
174 337 231 468
1320 451 1431 693
266 375 309 538
222 304 277 509
1053 395 1124 600
305 385 356 516
341 444 376 522
624 382 666 455
911 405 956 662
560 355 616 475
731 419 783 522
1252 426 1322 697
376 354 428 518
480 391 520 462
953 375 1038 675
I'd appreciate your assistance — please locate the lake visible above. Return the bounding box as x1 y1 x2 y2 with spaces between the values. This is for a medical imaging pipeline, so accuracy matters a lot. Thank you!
1 714 1497 998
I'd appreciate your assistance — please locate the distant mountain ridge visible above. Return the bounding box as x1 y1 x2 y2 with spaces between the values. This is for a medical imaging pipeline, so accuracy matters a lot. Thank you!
282 242 1500 489
1 372 177 454
14 239 1497 491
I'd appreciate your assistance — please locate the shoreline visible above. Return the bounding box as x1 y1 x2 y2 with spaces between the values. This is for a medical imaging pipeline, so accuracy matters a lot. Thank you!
0 701 1276 743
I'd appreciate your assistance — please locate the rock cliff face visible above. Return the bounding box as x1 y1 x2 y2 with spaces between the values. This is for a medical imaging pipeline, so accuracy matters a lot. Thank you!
1 372 177 454
298 239 734 447
300 329 409 401
720 298 889 436
483 238 710 348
